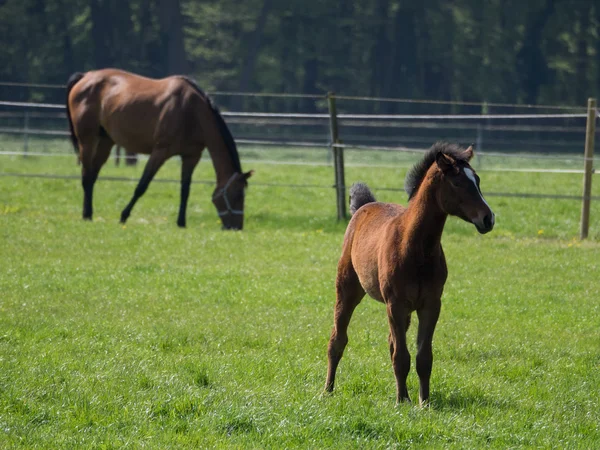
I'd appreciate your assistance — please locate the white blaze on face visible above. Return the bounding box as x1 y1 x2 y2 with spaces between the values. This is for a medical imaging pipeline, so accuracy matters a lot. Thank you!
463 167 491 209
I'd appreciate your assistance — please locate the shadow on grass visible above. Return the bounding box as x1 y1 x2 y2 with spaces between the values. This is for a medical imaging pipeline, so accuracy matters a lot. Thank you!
432 389 511 411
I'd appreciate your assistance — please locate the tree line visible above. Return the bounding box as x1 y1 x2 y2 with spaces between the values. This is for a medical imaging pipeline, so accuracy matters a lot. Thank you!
0 0 598 112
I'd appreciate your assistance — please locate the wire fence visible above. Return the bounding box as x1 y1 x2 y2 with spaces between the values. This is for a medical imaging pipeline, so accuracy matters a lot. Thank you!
0 89 598 232
0 99 596 158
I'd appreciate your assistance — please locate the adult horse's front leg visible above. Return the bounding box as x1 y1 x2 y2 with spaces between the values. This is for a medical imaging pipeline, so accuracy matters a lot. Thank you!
177 154 201 228
121 149 168 224
416 302 441 407
387 301 411 404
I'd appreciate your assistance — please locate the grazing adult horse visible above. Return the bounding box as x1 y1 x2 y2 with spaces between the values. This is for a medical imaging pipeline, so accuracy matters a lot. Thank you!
66 68 252 229
324 142 495 406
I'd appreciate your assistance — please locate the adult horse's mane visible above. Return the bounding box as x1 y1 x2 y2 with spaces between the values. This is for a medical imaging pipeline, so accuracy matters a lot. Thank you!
404 142 470 200
180 76 243 175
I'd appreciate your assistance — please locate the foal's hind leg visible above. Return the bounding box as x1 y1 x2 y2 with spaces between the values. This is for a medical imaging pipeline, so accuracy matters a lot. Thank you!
387 301 412 404
177 153 201 228
120 148 168 223
325 263 365 393
80 136 113 220
388 314 410 359
416 302 441 407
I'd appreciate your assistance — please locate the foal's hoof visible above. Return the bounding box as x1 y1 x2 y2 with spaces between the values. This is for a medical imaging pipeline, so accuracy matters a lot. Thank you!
177 220 186 228
120 212 129 224
320 389 334 399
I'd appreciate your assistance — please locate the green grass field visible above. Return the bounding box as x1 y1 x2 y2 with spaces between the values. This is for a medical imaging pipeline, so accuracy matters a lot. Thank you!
1 148 599 448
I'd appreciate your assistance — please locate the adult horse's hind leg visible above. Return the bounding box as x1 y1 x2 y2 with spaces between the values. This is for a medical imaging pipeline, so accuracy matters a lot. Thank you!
387 301 412 404
177 154 201 228
80 136 113 220
416 302 441 407
120 148 168 224
325 262 365 393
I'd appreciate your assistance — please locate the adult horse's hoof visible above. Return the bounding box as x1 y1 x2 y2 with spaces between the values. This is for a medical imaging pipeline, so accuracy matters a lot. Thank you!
395 397 411 407
177 219 186 228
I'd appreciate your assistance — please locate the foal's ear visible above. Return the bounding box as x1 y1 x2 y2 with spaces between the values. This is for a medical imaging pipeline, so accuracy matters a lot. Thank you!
461 145 474 161
243 170 254 180
436 152 456 174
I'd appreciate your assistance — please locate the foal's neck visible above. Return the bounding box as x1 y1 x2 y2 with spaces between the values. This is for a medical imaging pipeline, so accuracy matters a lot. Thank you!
403 172 447 254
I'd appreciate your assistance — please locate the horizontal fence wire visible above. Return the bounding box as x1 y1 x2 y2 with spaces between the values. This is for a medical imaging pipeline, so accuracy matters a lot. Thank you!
333 94 590 112
1 97 597 205
0 172 597 201
1 144 598 165
0 101 590 120
0 172 330 190
0 80 593 111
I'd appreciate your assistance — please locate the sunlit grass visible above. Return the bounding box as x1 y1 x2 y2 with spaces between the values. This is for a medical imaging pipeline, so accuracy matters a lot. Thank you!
0 151 599 448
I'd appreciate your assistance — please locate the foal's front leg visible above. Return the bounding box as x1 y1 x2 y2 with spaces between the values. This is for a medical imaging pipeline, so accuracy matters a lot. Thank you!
387 301 411 404
416 301 441 407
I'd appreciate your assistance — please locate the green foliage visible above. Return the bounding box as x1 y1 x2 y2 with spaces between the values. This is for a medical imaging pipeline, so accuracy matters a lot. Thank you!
0 153 599 447
0 0 598 107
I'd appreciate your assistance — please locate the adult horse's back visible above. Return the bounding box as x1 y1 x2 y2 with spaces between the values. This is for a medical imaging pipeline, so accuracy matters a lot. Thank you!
324 142 495 406
66 68 252 229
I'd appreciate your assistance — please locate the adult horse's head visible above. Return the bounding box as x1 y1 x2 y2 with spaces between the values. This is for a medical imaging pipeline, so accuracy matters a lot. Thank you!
435 145 495 234
212 171 253 230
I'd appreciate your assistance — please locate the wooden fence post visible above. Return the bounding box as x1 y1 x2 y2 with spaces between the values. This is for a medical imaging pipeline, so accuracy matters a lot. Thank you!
580 97 597 239
328 92 347 221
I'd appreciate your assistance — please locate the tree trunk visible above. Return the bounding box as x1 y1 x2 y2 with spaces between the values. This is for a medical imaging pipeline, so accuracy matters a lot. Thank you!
383 5 418 112
575 4 590 103
235 0 273 108
56 0 75 75
370 0 390 101
159 0 188 75
515 0 555 104
90 0 112 68
596 4 600 99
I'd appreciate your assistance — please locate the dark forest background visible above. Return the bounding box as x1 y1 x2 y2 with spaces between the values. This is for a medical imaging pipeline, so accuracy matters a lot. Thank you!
0 0 599 112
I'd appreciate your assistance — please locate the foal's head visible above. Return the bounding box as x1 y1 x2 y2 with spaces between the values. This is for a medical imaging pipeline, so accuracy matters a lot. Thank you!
212 171 253 230
406 142 495 234
435 145 495 234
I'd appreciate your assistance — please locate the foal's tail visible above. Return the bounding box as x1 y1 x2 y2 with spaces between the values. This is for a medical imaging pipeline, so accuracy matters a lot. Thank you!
65 71 85 153
349 182 376 215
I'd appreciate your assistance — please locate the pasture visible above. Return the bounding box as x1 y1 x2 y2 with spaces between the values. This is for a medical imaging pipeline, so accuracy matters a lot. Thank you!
1 148 599 448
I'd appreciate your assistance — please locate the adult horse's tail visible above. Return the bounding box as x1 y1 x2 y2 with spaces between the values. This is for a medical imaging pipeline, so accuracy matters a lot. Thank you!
65 72 85 153
180 76 243 175
349 182 376 215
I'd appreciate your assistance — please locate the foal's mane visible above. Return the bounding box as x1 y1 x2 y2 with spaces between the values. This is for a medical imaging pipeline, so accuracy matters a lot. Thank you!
180 77 243 175
404 142 470 200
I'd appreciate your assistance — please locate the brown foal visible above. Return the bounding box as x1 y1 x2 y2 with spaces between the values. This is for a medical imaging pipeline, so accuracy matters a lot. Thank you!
66 68 252 229
325 142 495 406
